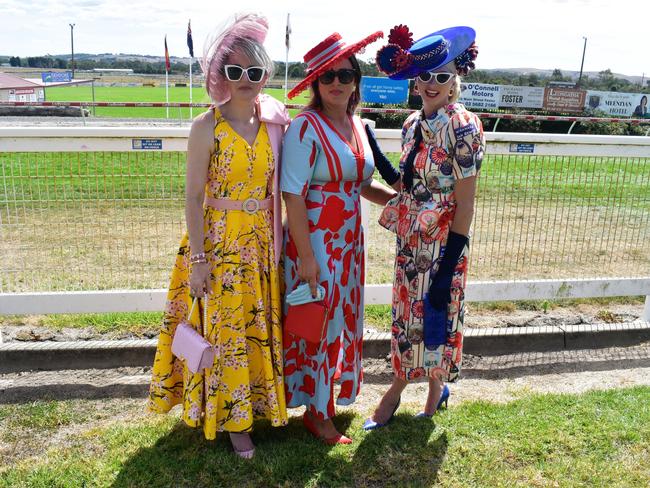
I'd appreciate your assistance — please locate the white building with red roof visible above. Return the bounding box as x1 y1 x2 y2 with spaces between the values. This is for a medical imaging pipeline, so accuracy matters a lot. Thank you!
0 72 44 102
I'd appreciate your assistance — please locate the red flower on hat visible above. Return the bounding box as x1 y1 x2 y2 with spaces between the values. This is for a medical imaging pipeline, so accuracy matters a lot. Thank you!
455 42 479 76
388 24 414 49
392 50 413 70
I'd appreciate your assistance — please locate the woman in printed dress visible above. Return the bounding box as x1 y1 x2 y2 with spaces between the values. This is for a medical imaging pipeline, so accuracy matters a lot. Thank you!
281 31 395 444
363 25 485 429
148 13 288 458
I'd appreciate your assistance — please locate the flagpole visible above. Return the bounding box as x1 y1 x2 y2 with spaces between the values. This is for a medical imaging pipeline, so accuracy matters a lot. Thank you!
284 13 290 102
187 19 194 120
164 34 170 119
284 46 289 102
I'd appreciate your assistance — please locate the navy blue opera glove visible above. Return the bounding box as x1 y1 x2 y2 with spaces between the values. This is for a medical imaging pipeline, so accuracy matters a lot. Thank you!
428 231 468 310
364 124 400 186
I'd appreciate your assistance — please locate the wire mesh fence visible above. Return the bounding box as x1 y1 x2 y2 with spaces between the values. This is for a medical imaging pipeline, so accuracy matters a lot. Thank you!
367 152 650 284
1 133 649 293
0 150 186 292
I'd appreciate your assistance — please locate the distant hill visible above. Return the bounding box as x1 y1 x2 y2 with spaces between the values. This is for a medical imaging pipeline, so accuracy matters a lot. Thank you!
1 52 646 87
44 52 196 65
487 67 644 85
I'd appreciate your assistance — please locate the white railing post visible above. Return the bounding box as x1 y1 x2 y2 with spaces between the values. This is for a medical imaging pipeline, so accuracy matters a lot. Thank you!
644 296 650 322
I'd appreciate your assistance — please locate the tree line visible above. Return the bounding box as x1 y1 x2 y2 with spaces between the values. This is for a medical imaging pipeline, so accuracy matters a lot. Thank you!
3 55 647 93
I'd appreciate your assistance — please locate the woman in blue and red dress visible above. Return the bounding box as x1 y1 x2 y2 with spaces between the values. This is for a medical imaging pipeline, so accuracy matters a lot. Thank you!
281 30 395 444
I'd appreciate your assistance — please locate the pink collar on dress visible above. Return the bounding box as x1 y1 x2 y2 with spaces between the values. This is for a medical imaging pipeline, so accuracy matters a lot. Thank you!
255 94 291 126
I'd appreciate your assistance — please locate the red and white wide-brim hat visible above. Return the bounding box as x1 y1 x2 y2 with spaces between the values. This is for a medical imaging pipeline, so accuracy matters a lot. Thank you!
287 30 384 99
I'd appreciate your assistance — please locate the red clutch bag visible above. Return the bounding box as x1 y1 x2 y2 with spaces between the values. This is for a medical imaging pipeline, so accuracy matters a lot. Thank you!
284 301 329 343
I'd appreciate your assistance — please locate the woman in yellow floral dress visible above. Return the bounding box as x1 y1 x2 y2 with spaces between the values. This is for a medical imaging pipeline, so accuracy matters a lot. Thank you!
148 13 288 459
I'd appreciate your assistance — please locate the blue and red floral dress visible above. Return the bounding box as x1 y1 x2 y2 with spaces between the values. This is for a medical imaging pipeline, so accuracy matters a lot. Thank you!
281 110 374 420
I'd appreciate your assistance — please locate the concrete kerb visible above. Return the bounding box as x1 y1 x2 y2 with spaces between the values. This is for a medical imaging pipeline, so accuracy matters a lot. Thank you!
1 322 649 374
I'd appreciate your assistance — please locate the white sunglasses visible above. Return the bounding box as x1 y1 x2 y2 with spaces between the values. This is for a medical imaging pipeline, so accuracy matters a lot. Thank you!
223 64 266 83
417 71 455 84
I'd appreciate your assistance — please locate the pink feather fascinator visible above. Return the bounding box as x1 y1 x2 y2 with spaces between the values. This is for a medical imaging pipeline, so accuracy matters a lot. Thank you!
200 13 269 105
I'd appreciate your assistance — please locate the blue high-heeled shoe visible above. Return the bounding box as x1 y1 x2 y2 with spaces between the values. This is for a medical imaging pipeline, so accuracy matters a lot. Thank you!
415 384 450 418
362 396 401 430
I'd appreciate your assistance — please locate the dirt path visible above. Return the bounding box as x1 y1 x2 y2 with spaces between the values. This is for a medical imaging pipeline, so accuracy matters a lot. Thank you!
3 344 650 406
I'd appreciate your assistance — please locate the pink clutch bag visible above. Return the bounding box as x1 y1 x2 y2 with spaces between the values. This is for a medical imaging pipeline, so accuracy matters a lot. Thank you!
171 297 215 374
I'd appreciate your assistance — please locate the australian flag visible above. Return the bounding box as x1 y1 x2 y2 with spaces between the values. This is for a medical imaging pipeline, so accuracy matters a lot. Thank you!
187 20 194 58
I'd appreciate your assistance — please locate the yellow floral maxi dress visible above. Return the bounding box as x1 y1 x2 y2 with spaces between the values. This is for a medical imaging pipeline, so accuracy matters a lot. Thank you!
148 108 288 440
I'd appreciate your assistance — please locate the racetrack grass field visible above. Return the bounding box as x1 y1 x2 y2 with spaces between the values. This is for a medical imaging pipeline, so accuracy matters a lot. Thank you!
2 151 649 207
1 387 649 487
1 150 648 291
45 85 310 119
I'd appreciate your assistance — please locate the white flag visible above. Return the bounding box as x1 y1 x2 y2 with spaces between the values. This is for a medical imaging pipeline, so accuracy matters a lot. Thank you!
285 13 291 50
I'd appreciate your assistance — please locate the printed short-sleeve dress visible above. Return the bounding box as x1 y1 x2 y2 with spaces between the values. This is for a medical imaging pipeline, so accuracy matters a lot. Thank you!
148 107 287 440
389 103 485 382
281 110 374 420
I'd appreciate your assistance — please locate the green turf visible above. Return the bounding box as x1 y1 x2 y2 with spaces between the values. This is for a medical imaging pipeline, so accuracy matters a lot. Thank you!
0 297 643 336
383 153 650 207
3 151 648 210
2 387 649 487
45 85 310 119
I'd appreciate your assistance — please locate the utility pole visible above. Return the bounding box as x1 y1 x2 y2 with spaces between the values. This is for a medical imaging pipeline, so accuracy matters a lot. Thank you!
577 36 587 87
69 23 75 79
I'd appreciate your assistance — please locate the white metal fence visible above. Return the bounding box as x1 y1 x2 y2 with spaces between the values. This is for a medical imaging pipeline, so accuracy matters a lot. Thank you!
1 128 649 318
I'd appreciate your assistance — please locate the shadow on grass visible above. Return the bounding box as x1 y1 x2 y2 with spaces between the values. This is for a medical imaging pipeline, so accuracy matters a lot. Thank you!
350 413 446 487
110 412 352 488
110 410 445 488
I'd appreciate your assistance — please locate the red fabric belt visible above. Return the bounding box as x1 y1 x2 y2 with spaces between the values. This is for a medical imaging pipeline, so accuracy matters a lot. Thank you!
309 181 364 192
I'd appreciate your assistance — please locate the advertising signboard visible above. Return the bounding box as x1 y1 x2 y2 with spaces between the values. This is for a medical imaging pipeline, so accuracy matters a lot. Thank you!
41 72 73 83
459 83 500 109
543 87 587 112
499 85 544 109
585 90 648 117
361 77 409 104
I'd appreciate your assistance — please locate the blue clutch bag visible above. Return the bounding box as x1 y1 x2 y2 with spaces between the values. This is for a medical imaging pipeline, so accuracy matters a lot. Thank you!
423 292 448 348
286 282 326 305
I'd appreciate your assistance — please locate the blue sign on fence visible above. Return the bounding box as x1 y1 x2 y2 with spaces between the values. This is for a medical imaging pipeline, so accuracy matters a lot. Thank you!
509 143 535 153
41 72 73 83
361 77 408 104
132 139 163 150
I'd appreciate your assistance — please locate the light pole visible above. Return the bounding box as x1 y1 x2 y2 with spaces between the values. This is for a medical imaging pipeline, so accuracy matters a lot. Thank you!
577 36 587 87
69 23 75 79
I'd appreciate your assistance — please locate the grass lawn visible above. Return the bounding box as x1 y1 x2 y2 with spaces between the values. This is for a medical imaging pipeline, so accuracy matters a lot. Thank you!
2 150 647 210
0 296 643 336
1 387 649 487
45 85 310 119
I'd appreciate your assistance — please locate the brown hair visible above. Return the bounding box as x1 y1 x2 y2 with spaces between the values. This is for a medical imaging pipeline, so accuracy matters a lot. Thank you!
304 55 362 115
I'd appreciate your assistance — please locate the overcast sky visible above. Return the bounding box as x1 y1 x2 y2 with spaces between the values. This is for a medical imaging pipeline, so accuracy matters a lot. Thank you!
1 0 647 77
